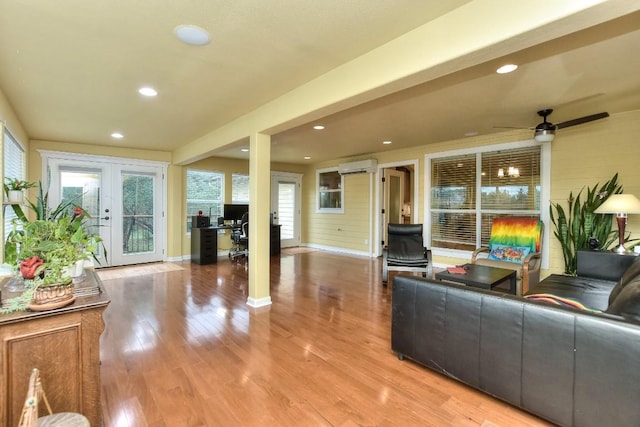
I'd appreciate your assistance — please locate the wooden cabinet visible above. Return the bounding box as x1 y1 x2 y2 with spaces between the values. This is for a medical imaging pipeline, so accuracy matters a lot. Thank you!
0 270 110 427
192 225 281 263
271 224 281 255
191 227 218 264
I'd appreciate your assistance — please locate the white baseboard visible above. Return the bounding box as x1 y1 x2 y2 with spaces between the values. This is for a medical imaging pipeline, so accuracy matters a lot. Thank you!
246 296 272 308
303 243 373 258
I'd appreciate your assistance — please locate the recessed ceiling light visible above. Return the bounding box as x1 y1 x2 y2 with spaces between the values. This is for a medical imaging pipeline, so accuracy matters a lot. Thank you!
382 140 392 145
174 25 211 46
464 131 479 137
313 125 325 130
111 132 124 139
241 148 249 152
496 64 518 74
304 156 311 160
138 86 158 97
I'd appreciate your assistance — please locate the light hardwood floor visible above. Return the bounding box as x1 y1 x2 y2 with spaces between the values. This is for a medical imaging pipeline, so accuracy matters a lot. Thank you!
99 249 551 426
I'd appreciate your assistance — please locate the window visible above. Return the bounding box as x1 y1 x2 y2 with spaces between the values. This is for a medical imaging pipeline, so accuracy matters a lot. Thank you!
3 129 25 241
316 168 343 213
186 169 224 232
232 173 249 203
428 144 543 252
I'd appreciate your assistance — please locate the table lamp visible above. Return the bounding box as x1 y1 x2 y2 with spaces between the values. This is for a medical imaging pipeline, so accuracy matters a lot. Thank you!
594 193 640 253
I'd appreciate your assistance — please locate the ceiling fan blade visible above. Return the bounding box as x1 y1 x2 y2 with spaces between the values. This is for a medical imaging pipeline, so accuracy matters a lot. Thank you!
555 112 609 129
493 125 534 130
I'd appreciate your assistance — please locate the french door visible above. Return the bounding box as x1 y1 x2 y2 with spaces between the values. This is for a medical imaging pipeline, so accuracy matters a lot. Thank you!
44 153 167 267
271 172 302 248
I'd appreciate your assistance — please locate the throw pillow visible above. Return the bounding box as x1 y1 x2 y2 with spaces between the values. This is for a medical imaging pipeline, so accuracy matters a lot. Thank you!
488 244 530 264
608 256 640 305
606 276 640 322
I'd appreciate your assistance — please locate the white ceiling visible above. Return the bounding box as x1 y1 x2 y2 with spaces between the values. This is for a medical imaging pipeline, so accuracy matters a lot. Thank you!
1 1 639 164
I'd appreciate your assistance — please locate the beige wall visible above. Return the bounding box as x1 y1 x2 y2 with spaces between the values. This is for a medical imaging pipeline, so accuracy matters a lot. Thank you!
547 109 640 274
300 109 640 278
181 157 307 258
0 88 30 260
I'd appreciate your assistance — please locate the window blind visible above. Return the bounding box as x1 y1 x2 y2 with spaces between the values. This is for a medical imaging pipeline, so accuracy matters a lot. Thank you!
3 129 25 241
430 145 541 250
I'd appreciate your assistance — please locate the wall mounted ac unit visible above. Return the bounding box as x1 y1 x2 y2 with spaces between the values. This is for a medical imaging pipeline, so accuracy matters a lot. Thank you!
338 159 377 175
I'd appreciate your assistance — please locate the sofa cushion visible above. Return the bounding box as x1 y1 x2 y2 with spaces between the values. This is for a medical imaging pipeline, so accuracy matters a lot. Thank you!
608 256 640 305
606 276 640 322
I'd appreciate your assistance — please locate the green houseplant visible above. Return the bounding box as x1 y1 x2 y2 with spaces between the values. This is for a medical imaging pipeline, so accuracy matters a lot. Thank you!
4 177 37 204
549 173 623 276
1 181 106 312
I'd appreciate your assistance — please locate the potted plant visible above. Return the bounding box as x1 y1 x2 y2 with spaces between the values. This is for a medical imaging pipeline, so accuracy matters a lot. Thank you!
549 173 637 275
4 177 37 204
2 182 106 312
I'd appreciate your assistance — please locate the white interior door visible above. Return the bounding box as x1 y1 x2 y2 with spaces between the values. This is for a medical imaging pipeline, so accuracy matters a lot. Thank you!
45 154 166 267
383 168 405 245
271 172 302 248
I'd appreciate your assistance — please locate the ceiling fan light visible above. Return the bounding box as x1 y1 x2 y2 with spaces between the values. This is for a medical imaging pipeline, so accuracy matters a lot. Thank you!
534 128 555 142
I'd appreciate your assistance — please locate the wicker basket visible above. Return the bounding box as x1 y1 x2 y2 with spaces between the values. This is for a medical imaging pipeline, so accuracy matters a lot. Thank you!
29 283 75 311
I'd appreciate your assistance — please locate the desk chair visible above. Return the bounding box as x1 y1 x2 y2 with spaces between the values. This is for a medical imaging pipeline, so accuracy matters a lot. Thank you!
18 368 89 427
229 212 249 261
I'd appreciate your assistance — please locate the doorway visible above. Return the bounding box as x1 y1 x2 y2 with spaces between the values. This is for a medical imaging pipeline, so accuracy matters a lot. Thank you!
271 172 302 248
378 161 418 255
43 152 168 267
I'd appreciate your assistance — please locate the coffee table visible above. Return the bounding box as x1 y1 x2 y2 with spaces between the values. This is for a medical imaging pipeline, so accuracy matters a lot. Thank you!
435 263 517 294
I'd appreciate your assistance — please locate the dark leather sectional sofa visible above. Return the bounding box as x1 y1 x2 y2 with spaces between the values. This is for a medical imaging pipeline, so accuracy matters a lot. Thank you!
391 253 640 427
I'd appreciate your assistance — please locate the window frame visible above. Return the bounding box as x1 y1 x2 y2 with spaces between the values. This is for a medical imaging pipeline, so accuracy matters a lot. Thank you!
425 140 550 269
316 167 344 213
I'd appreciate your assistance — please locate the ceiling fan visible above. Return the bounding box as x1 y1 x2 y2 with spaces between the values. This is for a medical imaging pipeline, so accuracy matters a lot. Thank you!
499 109 609 142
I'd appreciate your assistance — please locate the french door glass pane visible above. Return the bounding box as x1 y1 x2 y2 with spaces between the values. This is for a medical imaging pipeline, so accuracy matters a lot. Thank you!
60 170 101 236
122 173 154 254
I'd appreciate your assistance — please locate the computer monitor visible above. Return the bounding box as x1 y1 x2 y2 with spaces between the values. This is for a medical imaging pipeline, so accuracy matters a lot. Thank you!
223 204 248 224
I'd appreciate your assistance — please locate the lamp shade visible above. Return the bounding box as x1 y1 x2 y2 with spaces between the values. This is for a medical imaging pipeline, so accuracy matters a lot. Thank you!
594 194 640 214
534 129 555 142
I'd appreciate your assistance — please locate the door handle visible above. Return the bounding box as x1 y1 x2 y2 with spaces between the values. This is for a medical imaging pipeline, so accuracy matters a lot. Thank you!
102 216 110 220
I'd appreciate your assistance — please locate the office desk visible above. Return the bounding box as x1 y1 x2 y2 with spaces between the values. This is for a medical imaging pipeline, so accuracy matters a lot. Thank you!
191 224 281 264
